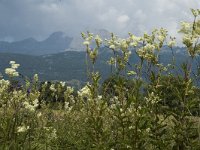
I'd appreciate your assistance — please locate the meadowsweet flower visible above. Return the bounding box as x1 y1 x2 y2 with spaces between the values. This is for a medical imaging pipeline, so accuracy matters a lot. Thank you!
60 81 66 87
78 83 92 99
130 42 138 47
168 40 176 48
11 63 20 69
66 86 74 94
23 99 39 112
109 44 115 49
121 40 128 49
17 125 29 133
144 44 155 51
158 35 165 41
95 35 102 47
37 112 42 118
33 74 38 82
9 61 16 64
83 41 90 46
50 84 56 92
180 21 192 33
5 68 19 77
0 79 10 86
145 92 161 105
5 61 20 77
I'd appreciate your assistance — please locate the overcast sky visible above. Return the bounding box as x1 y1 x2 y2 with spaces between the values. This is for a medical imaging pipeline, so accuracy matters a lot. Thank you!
0 0 200 42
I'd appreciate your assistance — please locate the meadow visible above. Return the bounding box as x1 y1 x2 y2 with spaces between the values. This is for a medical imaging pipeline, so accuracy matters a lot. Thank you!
0 9 200 150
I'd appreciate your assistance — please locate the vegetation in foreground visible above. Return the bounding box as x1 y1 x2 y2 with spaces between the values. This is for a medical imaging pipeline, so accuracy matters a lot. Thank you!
0 9 200 150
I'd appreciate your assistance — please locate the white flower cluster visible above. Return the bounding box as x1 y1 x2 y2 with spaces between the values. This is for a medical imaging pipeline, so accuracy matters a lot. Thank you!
145 92 161 105
23 99 39 112
78 83 92 100
60 81 66 87
179 9 200 57
0 79 10 89
5 61 20 77
17 125 30 133
50 84 56 92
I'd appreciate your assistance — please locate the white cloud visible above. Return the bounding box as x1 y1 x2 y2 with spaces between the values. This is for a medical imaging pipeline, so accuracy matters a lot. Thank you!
117 15 130 25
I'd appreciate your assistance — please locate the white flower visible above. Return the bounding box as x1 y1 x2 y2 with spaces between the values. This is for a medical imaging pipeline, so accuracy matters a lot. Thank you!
9 61 16 64
0 79 10 86
130 42 138 47
121 40 129 49
83 41 90 46
5 68 19 77
60 81 66 87
109 45 115 49
95 35 102 44
37 112 42 118
5 61 20 77
78 84 92 99
23 99 38 112
33 74 39 82
144 44 155 51
168 40 176 48
66 86 74 94
11 63 20 69
158 35 165 41
17 125 29 133
50 84 56 92
23 101 35 112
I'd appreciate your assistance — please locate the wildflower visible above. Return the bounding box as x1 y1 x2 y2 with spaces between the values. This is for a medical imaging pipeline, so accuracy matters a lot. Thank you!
109 44 115 49
17 125 29 133
130 42 138 47
50 84 56 92
23 99 39 112
66 86 74 94
168 40 176 48
158 35 165 42
37 112 42 118
33 74 39 82
5 68 19 77
144 44 155 51
83 41 90 46
95 35 102 47
9 61 16 64
11 63 20 69
78 83 92 99
121 40 128 49
5 61 20 77
60 81 66 87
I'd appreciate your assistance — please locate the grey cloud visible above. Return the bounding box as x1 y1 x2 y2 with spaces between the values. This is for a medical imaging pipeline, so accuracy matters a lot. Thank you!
0 0 200 44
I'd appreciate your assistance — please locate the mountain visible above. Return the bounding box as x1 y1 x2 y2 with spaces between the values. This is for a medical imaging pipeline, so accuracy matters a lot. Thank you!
0 29 111 55
0 46 195 83
0 32 73 55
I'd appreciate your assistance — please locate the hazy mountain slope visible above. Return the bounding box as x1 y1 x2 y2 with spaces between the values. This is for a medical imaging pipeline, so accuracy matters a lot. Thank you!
0 46 194 83
0 32 72 55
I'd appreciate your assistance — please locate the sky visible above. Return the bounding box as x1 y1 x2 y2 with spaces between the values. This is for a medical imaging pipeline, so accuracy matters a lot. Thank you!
0 0 200 43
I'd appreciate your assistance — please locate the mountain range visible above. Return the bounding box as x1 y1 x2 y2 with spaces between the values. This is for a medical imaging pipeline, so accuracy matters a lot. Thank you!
0 32 73 55
0 29 111 55
0 30 198 84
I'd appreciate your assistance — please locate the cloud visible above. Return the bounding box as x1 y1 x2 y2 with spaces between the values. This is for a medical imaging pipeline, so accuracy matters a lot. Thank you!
0 0 200 44
117 15 130 27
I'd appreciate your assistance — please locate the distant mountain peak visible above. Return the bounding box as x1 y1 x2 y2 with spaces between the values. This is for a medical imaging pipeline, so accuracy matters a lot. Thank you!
0 31 72 55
